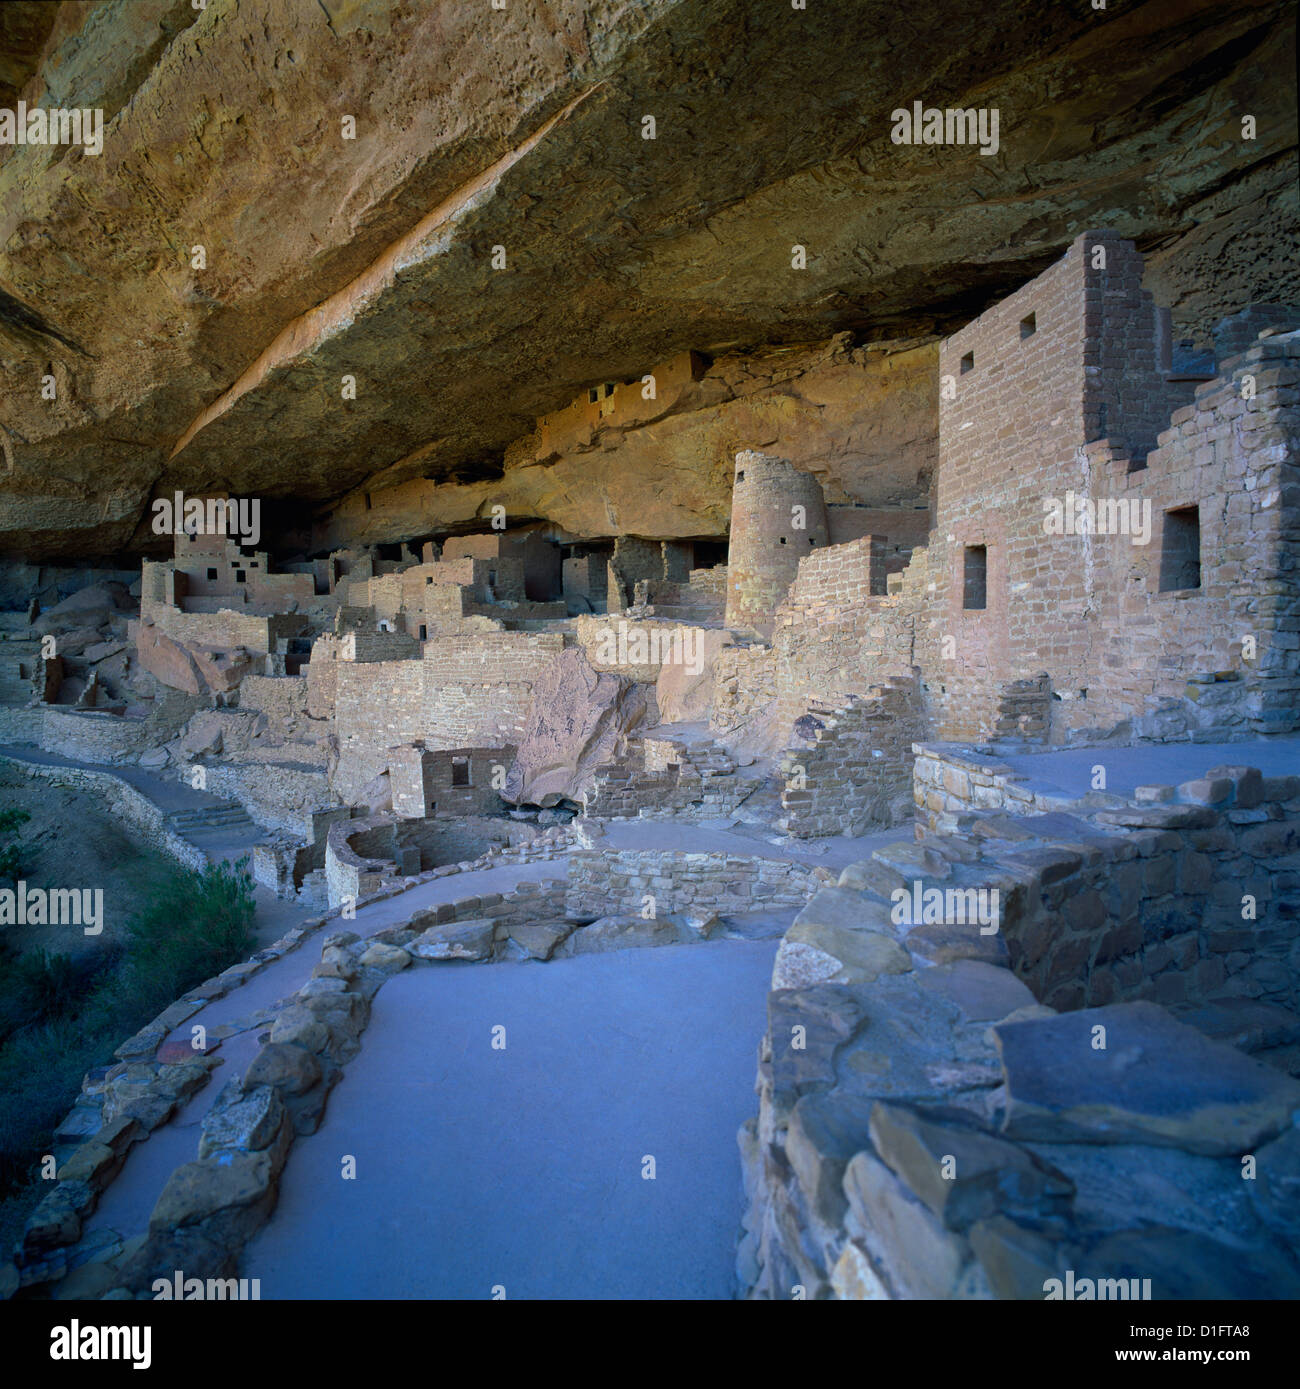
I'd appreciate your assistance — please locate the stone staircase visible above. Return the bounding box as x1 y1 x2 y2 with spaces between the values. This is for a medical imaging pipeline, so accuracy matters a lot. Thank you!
165 800 262 854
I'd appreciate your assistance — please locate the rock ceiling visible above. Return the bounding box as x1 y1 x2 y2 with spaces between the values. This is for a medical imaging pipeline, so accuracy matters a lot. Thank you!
0 0 1295 561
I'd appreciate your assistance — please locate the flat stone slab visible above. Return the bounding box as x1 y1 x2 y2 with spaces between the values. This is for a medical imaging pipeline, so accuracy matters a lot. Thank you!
410 918 497 962
994 1001 1300 1155
914 959 1036 1023
904 923 1009 969
830 974 1004 1105
785 915 912 986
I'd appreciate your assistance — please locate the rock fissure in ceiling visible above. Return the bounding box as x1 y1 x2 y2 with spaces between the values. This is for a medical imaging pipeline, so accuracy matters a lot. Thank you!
168 81 605 463
0 0 1295 563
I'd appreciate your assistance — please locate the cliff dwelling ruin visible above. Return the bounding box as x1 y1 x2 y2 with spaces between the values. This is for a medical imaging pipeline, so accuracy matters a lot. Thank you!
0 0 1297 1331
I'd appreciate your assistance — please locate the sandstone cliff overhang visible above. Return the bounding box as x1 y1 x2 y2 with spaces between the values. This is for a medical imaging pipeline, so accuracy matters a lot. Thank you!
0 0 1295 560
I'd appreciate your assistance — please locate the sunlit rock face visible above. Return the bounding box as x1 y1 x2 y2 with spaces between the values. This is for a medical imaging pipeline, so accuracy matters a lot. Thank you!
0 0 1296 562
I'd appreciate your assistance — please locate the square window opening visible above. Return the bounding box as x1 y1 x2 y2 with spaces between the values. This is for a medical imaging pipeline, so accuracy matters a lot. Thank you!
206 568 218 580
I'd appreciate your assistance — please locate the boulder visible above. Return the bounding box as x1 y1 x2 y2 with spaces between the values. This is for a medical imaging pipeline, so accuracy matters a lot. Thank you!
505 921 573 961
557 913 700 955
357 940 412 972
1248 1124 1300 1243
905 923 1010 969
841 1151 976 1299
504 646 653 807
242 1043 322 1096
148 1149 281 1247
654 627 730 723
914 959 1037 1023
134 621 255 696
198 1083 287 1158
169 711 226 760
782 923 911 987
268 1004 331 1053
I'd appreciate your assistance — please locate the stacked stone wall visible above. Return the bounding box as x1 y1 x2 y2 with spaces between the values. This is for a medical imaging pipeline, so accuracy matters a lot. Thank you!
565 847 829 918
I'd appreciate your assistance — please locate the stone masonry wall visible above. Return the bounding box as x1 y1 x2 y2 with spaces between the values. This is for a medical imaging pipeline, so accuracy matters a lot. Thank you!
565 847 830 918
926 232 1296 744
331 632 562 802
1093 329 1300 738
740 755 1300 1300
778 679 922 835
725 450 830 636
709 644 777 738
771 542 930 735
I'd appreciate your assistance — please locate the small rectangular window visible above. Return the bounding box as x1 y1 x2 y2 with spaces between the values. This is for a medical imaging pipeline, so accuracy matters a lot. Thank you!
206 568 217 580
1159 507 1201 592
235 569 247 583
451 758 470 788
736 469 745 482
588 388 600 404
960 351 974 375
963 544 987 610
1020 313 1036 339
418 624 427 640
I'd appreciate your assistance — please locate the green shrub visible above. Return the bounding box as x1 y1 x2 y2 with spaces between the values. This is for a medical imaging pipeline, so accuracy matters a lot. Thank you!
114 856 256 1013
0 807 29 881
0 855 258 1199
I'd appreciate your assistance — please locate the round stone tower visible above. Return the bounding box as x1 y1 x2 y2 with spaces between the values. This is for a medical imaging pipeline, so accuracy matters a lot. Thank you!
724 449 829 636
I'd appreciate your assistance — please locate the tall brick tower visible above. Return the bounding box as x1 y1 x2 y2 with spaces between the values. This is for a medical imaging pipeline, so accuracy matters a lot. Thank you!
724 450 829 637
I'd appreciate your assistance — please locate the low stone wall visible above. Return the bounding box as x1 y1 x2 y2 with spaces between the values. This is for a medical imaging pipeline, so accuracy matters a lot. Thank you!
565 847 830 918
913 741 1111 830
403 876 569 941
908 758 1300 1015
740 757 1300 1300
324 816 396 905
324 811 575 907
741 963 1300 1299
0 753 206 872
0 706 42 742
0 698 202 765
